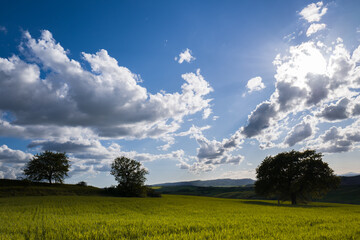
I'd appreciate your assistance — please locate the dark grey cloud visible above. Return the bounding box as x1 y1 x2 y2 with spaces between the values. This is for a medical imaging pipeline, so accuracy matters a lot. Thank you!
27 140 92 153
318 98 350 121
352 104 360 116
277 82 307 111
322 127 339 142
319 144 351 153
285 122 313 146
306 73 329 105
242 102 276 138
316 121 360 153
346 132 360 142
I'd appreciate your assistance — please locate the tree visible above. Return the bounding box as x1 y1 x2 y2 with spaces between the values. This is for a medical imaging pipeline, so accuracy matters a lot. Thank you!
110 156 148 197
255 150 340 205
23 151 70 184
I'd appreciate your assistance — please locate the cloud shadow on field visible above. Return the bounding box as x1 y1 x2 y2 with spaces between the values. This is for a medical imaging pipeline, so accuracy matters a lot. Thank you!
240 200 335 208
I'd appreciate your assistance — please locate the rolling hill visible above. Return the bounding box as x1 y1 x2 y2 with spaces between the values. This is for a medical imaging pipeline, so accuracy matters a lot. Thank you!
152 178 255 187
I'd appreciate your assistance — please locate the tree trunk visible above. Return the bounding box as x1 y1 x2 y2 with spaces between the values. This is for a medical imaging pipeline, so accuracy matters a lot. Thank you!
291 193 297 205
49 171 53 184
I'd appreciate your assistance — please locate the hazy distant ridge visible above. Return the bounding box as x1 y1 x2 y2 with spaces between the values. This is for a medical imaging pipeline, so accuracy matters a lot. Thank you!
152 178 255 187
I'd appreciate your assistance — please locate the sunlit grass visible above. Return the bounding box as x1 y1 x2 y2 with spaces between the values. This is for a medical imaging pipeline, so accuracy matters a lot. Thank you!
0 195 359 239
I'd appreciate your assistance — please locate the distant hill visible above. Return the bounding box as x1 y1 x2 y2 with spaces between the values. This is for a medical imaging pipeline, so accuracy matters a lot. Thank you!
340 175 360 186
154 175 360 204
153 175 360 188
340 172 360 177
152 178 255 187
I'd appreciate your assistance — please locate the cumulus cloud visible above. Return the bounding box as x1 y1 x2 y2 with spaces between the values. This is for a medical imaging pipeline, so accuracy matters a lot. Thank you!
306 23 326 37
239 37 360 149
284 116 315 147
299 2 327 23
25 137 187 176
175 48 195 64
0 145 33 179
0 30 212 142
317 98 350 121
308 119 360 153
0 145 32 163
180 2 360 169
246 76 265 93
0 30 216 176
242 102 276 138
177 126 244 172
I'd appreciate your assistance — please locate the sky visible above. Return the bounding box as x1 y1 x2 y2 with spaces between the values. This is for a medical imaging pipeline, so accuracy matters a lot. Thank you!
0 0 360 187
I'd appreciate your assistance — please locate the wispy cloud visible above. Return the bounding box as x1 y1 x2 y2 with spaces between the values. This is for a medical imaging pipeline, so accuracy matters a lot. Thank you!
299 2 327 23
246 76 265 93
306 23 326 37
175 48 195 64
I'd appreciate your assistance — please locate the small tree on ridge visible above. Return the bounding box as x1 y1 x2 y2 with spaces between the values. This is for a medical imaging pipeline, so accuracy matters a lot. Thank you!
23 151 70 184
110 156 148 197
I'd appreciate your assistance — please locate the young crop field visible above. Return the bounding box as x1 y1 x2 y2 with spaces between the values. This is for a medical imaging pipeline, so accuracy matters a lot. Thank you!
0 195 359 239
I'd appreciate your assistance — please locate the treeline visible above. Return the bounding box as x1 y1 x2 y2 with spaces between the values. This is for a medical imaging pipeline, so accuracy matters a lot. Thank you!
21 151 160 198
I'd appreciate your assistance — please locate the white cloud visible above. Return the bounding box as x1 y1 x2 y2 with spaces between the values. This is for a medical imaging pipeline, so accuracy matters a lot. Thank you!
212 116 219 121
0 145 32 163
284 116 316 147
299 2 327 23
177 126 244 172
307 119 360 153
240 38 360 150
246 76 265 93
0 30 216 177
25 137 187 176
0 30 212 142
202 108 212 119
306 23 326 37
0 145 33 179
176 48 195 64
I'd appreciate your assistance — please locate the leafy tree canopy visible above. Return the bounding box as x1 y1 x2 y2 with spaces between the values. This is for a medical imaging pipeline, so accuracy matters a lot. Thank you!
110 156 148 197
255 150 340 205
23 151 70 184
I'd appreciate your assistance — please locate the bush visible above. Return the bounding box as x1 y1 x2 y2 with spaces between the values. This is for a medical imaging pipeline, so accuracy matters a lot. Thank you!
76 181 87 187
146 187 162 198
102 185 161 198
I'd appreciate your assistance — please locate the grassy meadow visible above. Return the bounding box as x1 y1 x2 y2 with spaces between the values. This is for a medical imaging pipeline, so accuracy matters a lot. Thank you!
0 195 359 239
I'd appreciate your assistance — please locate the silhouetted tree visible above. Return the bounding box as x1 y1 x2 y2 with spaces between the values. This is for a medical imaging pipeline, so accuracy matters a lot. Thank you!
110 156 148 197
76 181 87 187
255 150 340 205
23 151 70 184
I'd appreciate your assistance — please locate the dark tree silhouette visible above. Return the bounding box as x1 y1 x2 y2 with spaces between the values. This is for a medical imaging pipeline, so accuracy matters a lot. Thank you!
255 150 340 205
110 156 148 197
23 151 70 184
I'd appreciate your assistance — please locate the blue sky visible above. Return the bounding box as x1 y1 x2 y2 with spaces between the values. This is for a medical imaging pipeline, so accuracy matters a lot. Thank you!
1 0 360 187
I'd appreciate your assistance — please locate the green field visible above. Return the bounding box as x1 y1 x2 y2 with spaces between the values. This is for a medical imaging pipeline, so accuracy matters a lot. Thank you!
0 195 359 239
156 185 360 204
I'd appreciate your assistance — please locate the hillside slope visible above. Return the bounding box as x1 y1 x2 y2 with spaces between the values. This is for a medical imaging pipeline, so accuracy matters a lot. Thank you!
153 178 255 187
0 179 103 197
155 175 360 204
